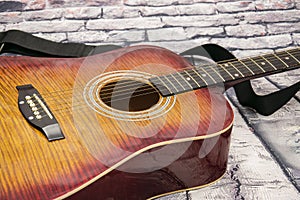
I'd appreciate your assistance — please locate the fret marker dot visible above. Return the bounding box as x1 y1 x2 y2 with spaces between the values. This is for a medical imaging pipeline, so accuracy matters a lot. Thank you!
224 64 229 67
261 62 265 65
202 74 207 77
285 57 289 60
234 73 239 77
186 77 191 81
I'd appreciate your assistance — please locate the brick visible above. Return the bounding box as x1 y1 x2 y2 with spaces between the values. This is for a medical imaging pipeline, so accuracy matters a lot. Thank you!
231 49 273 58
155 192 187 200
6 20 85 33
193 0 215 2
216 1 255 13
292 33 300 45
238 10 300 23
136 37 210 53
33 32 67 42
0 24 5 32
211 35 292 49
140 6 178 16
176 4 217 15
102 6 141 18
23 0 46 10
21 9 63 21
186 27 224 38
64 7 102 19
255 0 294 10
85 41 125 47
124 0 146 6
0 0 46 11
296 1 300 9
0 1 25 12
124 0 193 6
0 12 23 23
67 31 108 43
147 27 186 41
48 0 121 8
87 17 164 30
267 22 300 34
225 24 266 37
107 30 145 42
162 14 239 27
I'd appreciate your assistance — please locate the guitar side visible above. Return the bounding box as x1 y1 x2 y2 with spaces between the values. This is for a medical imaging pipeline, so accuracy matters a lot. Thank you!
0 45 233 200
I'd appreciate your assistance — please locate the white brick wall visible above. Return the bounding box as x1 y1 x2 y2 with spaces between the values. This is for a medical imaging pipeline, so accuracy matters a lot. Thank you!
1 0 299 53
0 0 299 199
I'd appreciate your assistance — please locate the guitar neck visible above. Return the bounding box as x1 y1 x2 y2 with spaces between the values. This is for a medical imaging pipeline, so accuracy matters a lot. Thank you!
150 47 300 96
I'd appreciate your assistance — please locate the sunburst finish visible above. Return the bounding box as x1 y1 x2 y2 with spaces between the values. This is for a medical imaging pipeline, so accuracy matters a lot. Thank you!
0 45 233 200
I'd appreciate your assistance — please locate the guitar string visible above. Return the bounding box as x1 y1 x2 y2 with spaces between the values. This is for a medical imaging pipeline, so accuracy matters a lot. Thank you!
52 59 300 113
40 49 300 103
38 61 300 113
35 50 300 113
40 49 298 103
28 49 300 111
41 48 300 100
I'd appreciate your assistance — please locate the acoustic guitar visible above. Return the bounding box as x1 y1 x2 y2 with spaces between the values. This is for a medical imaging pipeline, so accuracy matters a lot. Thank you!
0 44 299 200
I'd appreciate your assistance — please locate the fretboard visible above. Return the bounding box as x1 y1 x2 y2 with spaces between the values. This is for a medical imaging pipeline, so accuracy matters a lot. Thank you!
149 48 300 96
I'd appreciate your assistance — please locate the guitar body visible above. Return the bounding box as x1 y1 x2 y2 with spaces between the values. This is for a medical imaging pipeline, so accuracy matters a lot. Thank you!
0 45 233 200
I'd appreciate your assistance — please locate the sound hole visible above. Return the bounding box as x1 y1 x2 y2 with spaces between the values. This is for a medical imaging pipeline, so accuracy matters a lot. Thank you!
99 80 160 112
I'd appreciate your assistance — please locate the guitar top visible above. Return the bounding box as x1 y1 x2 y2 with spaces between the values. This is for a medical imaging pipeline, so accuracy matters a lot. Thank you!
0 45 298 199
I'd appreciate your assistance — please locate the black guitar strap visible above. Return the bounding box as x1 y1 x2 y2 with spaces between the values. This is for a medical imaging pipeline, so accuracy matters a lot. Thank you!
0 30 121 57
1 30 299 115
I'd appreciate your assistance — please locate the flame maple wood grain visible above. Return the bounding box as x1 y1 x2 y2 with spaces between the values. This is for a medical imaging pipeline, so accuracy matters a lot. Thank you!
0 45 233 200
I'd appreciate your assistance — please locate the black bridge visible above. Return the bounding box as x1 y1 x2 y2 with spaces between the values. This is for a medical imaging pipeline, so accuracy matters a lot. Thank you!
17 84 64 141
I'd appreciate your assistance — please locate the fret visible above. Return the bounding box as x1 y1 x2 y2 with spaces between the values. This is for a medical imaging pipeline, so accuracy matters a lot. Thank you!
192 68 210 85
183 70 201 89
191 68 208 85
279 50 300 68
258 56 277 71
240 57 266 74
286 51 300 64
207 65 226 82
262 54 286 70
239 59 255 75
168 73 186 91
219 63 241 79
226 62 245 77
274 54 289 68
217 64 235 80
230 60 254 77
160 76 179 93
173 72 193 91
201 66 223 83
196 67 217 84
150 47 299 97
149 76 173 96
248 58 266 73
287 48 300 63
155 76 173 94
